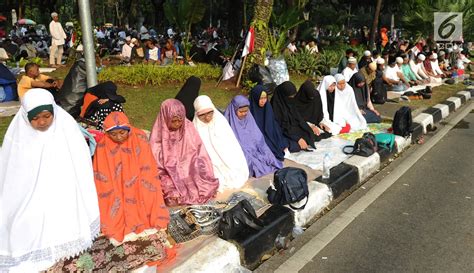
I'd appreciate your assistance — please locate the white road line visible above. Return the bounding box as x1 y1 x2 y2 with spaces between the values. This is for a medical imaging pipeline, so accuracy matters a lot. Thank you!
275 102 473 273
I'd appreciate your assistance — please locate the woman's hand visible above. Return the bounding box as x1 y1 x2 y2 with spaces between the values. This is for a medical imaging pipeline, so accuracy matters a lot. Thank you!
98 98 110 105
298 138 308 150
319 123 331 133
311 125 321 136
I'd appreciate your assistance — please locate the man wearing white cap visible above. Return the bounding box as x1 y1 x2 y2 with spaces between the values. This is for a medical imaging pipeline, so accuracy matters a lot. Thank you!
409 53 430 82
358 50 373 69
342 56 358 82
429 53 445 78
120 36 134 63
49 12 66 68
385 56 408 92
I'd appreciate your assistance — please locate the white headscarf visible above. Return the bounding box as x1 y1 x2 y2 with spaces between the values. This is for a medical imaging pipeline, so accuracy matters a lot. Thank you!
0 89 100 272
192 95 249 192
333 74 367 132
318 75 367 134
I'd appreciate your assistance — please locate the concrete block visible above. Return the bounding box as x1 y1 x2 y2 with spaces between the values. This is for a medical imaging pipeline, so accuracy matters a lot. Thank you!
413 113 434 134
446 97 462 110
171 238 241 273
316 163 359 199
394 135 411 153
457 90 471 100
423 107 443 123
410 122 423 144
344 153 381 182
453 94 467 104
291 181 332 227
441 100 456 112
432 104 450 119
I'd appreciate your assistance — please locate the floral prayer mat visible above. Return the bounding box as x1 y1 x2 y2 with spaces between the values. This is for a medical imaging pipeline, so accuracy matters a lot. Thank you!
46 231 175 272
337 123 392 142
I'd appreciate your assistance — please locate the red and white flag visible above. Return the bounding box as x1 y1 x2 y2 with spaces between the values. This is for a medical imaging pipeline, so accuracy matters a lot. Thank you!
241 26 255 58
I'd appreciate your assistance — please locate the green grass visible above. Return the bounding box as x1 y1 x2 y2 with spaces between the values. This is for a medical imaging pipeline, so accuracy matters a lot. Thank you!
0 68 466 145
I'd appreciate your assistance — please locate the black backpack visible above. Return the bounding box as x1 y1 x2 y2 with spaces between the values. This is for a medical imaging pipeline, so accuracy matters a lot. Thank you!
267 167 309 210
248 64 276 95
343 132 377 157
392 106 413 137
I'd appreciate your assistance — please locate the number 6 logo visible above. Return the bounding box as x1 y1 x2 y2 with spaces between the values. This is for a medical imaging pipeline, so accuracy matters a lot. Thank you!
434 12 463 42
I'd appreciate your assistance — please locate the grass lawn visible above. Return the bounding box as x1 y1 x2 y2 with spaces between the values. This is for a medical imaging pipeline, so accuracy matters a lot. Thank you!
0 65 469 144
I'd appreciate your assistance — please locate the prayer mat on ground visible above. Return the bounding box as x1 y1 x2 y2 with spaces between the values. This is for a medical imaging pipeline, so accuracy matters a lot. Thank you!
284 137 353 171
45 231 176 272
337 123 392 142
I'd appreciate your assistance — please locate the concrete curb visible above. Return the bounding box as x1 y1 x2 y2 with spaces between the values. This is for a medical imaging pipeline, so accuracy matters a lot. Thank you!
168 90 472 272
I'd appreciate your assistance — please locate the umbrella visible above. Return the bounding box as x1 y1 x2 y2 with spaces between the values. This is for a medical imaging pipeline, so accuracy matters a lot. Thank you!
17 19 36 25
0 16 7 22
104 23 113 28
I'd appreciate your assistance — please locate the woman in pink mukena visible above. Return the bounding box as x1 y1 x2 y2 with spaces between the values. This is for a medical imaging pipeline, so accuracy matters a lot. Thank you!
149 98 219 206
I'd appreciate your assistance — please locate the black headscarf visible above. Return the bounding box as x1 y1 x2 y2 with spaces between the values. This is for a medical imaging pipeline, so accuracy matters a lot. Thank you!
175 76 201 120
271 81 315 148
294 80 324 125
87 81 126 103
348 72 368 109
249 85 288 160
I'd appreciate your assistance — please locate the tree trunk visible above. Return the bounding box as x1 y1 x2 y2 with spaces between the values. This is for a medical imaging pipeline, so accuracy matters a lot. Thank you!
249 0 274 66
369 0 383 50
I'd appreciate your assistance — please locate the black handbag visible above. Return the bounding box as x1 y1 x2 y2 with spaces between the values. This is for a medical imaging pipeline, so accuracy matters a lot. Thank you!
267 167 309 210
218 199 264 240
343 132 377 157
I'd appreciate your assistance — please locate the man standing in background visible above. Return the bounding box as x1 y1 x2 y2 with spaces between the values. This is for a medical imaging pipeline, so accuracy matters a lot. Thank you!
49 12 66 68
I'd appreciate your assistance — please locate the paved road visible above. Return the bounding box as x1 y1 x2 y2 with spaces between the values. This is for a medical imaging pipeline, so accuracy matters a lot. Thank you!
256 107 474 273
300 112 474 272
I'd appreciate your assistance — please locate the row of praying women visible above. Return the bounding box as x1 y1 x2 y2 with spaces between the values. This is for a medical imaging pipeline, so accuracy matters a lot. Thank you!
0 74 379 272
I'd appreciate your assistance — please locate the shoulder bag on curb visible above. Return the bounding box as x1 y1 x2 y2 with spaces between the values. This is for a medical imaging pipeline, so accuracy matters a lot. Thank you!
267 167 309 210
375 133 396 152
342 132 377 157
218 199 264 240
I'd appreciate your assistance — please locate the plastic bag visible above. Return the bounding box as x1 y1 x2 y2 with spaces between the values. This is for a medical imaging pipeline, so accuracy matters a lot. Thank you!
57 58 88 118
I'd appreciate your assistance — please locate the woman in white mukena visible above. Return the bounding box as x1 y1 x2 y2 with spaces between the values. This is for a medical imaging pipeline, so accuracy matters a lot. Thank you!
0 88 100 272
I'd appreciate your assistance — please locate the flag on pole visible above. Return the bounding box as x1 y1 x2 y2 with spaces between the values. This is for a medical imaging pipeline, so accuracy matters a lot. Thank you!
241 26 255 58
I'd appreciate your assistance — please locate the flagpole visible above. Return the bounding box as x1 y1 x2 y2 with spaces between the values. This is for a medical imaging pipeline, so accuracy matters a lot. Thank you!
235 55 247 87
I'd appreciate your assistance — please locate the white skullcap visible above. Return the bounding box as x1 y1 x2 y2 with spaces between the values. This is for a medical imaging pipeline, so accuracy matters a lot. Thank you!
348 57 357 64
447 48 453 53
334 73 345 82
368 62 377 71
364 50 371 57
431 53 438 59
418 54 426 61
453 45 459 52
439 50 445 56
125 36 131 41
376 58 385 64
51 12 58 18
396 57 403 64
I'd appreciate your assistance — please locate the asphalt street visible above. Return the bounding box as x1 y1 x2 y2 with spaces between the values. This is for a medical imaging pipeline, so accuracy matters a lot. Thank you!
256 106 474 273
301 111 474 272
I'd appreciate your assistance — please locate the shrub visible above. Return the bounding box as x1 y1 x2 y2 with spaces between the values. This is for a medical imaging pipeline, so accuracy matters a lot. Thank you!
98 64 221 86
285 49 324 76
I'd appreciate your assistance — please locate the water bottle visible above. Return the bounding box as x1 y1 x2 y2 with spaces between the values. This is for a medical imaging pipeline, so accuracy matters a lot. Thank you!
322 153 331 180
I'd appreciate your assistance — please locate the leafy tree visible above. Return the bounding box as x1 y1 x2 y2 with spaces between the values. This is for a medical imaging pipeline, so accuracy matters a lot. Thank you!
163 0 206 59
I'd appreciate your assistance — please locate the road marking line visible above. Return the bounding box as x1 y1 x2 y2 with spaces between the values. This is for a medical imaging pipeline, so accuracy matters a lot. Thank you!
275 102 473 273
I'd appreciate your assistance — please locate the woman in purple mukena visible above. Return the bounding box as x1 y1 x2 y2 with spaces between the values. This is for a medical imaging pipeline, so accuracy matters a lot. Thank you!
224 95 283 177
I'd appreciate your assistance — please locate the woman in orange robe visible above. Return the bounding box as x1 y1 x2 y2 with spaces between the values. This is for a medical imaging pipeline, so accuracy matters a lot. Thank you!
93 111 169 243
